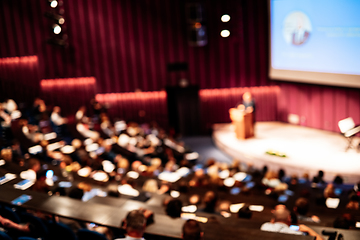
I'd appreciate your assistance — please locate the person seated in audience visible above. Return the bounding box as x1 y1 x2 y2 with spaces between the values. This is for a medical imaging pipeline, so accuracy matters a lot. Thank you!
100 113 115 137
346 194 359 210
323 183 337 198
182 219 203 240
30 98 47 125
261 205 323 240
0 102 13 144
20 118 43 144
262 171 281 188
50 106 68 136
20 158 41 181
75 106 87 122
76 119 100 141
90 98 105 123
293 197 320 223
115 209 147 240
142 179 159 193
202 190 218 213
165 198 183 218
312 170 325 185
237 205 252 219
333 175 343 185
333 213 356 229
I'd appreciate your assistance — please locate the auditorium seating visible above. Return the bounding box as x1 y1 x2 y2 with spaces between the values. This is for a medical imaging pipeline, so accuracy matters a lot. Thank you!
0 97 360 240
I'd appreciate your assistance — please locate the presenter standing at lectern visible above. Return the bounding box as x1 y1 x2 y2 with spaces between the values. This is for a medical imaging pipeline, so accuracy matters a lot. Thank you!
237 92 256 123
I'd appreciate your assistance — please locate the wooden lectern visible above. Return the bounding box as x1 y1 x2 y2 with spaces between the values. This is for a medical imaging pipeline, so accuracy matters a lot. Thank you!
229 107 254 139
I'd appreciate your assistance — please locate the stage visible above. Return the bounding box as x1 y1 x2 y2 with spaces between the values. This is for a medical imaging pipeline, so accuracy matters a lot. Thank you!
212 122 360 184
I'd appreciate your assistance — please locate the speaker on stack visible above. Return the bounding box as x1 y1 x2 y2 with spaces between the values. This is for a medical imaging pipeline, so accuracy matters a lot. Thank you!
186 3 208 47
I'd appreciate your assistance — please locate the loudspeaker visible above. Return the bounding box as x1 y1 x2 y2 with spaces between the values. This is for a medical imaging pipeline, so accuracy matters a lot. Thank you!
186 3 205 23
186 3 207 47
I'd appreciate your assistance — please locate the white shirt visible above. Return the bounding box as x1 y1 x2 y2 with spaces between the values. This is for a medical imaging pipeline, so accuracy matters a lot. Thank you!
114 236 145 240
260 222 303 235
51 112 66 126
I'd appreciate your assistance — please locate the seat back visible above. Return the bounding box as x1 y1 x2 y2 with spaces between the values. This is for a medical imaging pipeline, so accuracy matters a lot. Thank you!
18 212 48 239
338 117 355 133
77 229 108 240
47 221 77 240
0 231 12 240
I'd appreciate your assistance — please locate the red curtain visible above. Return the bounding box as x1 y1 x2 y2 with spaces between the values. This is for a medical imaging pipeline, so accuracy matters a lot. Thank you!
0 56 40 105
96 91 168 127
40 77 96 116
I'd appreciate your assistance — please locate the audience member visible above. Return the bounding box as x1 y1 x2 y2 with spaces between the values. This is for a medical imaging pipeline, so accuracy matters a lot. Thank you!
115 209 147 240
324 183 337 198
293 197 320 223
202 191 218 213
312 170 325 185
165 198 183 218
261 205 323 240
182 219 203 240
20 158 41 181
237 205 252 219
346 194 359 210
333 213 356 229
1 97 359 240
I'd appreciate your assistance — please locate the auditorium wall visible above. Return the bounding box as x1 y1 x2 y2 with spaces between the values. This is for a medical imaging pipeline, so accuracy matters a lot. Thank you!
0 0 359 133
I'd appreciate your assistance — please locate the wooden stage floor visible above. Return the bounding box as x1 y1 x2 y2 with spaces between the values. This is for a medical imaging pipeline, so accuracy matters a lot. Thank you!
212 122 360 184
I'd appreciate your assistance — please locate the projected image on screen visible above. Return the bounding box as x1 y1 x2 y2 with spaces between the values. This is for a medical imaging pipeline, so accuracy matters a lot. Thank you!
269 0 360 88
283 12 311 46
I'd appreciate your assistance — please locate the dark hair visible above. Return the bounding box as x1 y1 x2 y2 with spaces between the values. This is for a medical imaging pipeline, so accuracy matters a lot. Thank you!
203 191 218 213
182 219 202 240
166 199 183 218
295 197 309 216
238 205 252 219
333 175 343 185
125 209 146 233
278 169 285 180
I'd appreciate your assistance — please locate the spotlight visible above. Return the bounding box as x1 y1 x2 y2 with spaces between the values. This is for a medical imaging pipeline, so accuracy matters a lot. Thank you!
44 12 65 25
220 29 230 37
50 0 58 8
221 14 231 22
58 17 65 25
53 24 61 34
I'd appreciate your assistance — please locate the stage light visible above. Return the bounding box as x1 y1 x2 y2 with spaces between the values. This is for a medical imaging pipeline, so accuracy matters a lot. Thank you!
221 14 230 22
58 17 65 25
221 30 230 37
44 12 65 25
53 24 61 34
50 0 58 8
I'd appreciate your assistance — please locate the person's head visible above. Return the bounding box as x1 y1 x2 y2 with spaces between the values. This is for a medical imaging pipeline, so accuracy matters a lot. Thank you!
272 205 291 225
182 219 203 240
238 205 252 219
294 197 309 216
124 209 146 237
142 179 159 193
53 106 61 113
28 158 41 172
165 198 183 218
243 92 252 102
203 191 218 213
